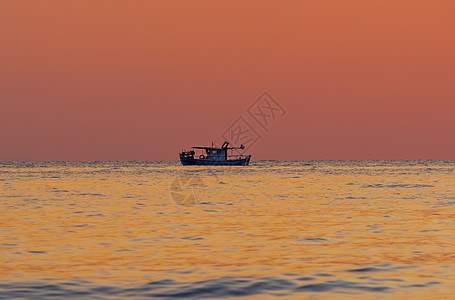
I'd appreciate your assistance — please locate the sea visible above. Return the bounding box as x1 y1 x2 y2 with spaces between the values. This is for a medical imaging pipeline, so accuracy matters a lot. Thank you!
1 160 454 299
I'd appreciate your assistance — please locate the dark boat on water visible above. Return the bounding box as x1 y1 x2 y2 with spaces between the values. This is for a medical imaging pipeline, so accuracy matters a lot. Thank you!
179 141 251 166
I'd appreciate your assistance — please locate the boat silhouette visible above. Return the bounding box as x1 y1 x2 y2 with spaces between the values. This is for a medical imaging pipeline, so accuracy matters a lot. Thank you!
179 141 251 166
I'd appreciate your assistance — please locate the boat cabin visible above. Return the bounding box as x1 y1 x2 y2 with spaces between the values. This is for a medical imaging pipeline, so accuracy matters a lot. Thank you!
204 147 227 160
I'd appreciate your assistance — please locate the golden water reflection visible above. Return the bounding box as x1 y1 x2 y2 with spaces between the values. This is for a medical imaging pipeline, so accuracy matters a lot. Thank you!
0 161 454 298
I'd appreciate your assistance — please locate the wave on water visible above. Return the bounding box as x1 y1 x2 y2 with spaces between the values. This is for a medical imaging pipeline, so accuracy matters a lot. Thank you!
1 272 435 299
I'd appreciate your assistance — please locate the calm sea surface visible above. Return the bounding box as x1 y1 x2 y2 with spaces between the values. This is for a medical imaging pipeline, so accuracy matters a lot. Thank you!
1 161 454 299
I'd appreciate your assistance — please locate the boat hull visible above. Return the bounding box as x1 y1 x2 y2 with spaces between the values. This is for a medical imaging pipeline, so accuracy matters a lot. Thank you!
179 154 251 166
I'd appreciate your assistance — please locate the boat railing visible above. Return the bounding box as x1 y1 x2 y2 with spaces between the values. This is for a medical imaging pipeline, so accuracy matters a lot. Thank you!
227 154 250 159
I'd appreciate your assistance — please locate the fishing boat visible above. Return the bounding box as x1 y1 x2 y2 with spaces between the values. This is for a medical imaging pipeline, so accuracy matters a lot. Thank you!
179 141 251 166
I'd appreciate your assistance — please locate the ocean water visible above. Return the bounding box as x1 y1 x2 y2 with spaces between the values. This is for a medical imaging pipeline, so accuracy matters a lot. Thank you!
1 160 454 299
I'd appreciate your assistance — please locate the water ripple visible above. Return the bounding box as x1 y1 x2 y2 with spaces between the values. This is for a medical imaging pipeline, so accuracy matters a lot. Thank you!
0 276 397 299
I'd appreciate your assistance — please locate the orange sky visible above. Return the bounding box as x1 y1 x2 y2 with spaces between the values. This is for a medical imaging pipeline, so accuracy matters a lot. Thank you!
1 1 454 161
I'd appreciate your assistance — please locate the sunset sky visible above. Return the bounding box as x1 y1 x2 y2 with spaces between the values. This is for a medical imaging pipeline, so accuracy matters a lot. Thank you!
1 1 454 161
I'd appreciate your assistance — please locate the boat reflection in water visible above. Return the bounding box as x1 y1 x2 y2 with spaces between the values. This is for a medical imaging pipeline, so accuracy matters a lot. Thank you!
179 141 251 166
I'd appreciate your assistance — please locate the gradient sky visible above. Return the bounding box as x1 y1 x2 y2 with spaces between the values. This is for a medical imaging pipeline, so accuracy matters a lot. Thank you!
1 1 454 161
